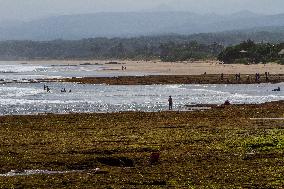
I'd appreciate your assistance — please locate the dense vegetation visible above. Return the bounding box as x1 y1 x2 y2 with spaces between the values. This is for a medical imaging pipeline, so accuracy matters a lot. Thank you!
218 40 284 64
1 34 284 63
0 37 223 61
160 42 223 62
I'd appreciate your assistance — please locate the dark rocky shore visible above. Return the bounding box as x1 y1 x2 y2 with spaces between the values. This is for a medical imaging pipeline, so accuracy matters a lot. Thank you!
47 74 284 85
0 101 283 187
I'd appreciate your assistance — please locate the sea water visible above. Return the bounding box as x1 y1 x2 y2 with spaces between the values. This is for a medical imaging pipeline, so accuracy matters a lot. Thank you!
0 82 283 115
0 62 158 81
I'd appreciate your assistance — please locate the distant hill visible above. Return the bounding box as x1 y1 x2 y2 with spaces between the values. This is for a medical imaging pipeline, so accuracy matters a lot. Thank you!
1 11 284 41
1 28 284 61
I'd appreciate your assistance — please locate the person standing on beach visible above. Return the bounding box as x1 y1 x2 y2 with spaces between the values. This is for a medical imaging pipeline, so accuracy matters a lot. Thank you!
168 96 173 110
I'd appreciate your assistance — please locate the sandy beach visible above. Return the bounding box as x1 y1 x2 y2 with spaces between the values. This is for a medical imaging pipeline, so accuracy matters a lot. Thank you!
3 60 284 75
4 59 282 84
113 60 284 75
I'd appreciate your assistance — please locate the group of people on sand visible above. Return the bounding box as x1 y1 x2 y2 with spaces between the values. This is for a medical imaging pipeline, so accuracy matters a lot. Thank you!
121 66 127 71
219 72 272 82
255 72 270 82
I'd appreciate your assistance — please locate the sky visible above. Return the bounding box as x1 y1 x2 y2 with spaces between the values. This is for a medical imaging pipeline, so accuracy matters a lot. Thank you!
0 0 284 22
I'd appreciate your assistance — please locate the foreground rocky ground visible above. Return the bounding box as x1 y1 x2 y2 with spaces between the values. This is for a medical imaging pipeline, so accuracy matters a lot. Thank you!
52 74 284 85
0 101 283 188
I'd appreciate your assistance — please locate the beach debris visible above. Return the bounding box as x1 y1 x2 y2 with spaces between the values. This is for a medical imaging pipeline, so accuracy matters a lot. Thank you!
80 62 91 65
105 61 122 64
150 152 160 164
0 168 100 177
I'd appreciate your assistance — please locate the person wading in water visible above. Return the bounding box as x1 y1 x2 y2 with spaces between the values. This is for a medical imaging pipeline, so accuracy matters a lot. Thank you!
168 96 173 110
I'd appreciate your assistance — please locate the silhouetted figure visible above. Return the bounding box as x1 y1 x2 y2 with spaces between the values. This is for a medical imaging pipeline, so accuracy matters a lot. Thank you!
122 66 124 71
235 73 241 81
168 96 173 110
224 100 231 105
61 88 66 93
220 73 224 81
247 75 250 82
255 73 260 82
265 72 269 81
44 84 47 90
69 89 72 93
46 86 50 93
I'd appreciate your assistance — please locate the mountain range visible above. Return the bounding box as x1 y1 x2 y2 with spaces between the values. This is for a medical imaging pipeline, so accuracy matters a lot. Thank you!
0 11 284 41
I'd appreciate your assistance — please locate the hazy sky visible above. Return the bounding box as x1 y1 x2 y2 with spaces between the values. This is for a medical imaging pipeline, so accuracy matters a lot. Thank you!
0 0 284 21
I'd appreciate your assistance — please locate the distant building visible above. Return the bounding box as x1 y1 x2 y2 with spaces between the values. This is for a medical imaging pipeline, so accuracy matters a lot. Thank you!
278 49 284 56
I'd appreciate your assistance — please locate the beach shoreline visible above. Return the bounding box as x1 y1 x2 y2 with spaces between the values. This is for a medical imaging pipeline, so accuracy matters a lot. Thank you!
1 60 284 84
1 60 284 75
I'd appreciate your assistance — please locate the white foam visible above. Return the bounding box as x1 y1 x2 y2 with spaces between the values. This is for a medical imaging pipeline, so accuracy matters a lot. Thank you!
0 87 42 97
0 64 47 73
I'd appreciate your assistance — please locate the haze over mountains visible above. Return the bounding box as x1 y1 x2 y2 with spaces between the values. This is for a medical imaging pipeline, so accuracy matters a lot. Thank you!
0 11 284 41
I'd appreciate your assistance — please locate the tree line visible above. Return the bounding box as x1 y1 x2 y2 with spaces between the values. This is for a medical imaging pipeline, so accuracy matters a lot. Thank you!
218 40 284 64
0 36 283 64
0 37 223 61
